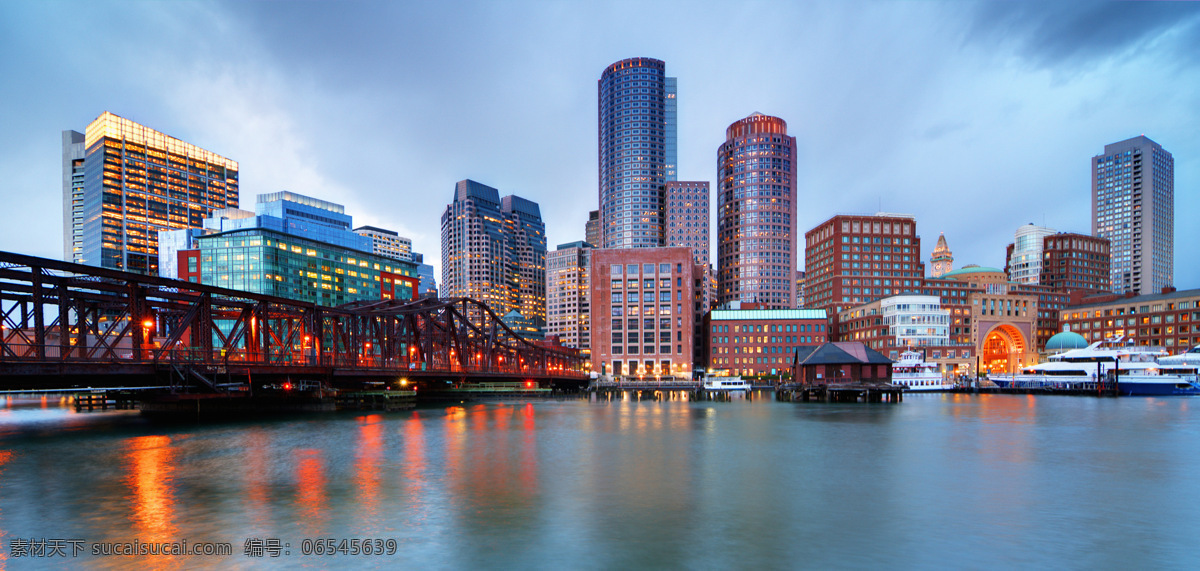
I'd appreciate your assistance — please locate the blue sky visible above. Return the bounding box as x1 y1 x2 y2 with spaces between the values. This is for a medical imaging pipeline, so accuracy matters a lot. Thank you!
1 1 1197 287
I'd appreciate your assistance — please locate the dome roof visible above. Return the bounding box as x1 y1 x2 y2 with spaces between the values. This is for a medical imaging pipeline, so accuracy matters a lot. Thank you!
1045 331 1089 351
939 265 1003 279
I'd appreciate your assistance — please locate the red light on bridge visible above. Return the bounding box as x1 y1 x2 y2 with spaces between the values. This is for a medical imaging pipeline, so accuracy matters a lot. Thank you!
142 319 154 329
282 382 293 391
525 380 534 389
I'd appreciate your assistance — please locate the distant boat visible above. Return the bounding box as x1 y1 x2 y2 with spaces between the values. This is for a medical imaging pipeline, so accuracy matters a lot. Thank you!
702 376 751 392
891 350 955 391
989 339 1200 396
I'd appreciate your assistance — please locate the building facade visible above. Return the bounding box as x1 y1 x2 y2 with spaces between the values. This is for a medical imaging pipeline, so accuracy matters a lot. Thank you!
546 241 592 351
1041 232 1111 295
585 210 601 247
440 180 546 331
598 57 676 249
803 213 924 317
665 180 710 267
705 309 827 377
716 113 798 309
589 247 701 378
66 111 239 275
1092 136 1173 295
353 226 413 262
1060 288 1200 351
837 295 973 374
1005 223 1056 284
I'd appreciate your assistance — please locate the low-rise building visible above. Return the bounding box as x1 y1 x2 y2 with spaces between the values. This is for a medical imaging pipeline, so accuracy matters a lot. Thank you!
1060 287 1200 351
705 307 827 378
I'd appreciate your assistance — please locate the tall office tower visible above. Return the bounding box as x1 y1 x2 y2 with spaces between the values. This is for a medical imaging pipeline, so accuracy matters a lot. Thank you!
353 226 413 262
929 233 953 278
62 131 86 263
1092 136 1173 295
665 181 710 267
546 241 592 350
804 213 924 317
441 180 545 329
598 57 676 249
503 195 547 331
1005 224 1056 284
585 210 601 247
411 252 438 297
64 111 238 275
716 113 798 309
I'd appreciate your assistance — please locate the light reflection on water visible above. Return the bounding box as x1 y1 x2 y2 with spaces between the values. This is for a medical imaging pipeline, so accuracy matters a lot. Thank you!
0 395 1197 568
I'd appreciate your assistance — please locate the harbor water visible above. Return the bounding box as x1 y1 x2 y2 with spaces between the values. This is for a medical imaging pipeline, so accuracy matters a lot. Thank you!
1 392 1198 569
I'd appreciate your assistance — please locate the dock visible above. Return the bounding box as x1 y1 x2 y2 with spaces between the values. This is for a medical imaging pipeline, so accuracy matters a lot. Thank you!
776 382 904 403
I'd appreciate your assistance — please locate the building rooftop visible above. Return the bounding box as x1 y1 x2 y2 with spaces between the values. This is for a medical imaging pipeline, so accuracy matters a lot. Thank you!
1045 331 1089 352
939 265 1003 278
709 309 827 321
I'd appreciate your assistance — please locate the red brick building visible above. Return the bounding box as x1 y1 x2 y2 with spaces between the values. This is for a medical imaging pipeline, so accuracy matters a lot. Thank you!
1060 287 1200 351
590 247 705 378
1041 233 1111 295
803 213 925 318
704 307 828 377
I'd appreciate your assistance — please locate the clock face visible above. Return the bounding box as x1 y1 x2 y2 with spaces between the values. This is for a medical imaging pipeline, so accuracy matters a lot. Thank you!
934 261 945 273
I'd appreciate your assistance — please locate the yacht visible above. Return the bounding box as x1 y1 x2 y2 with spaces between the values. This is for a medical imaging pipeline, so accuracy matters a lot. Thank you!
702 376 751 392
891 350 955 391
989 338 1200 396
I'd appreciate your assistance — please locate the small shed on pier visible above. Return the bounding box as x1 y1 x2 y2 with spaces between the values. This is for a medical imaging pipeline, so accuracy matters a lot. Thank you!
790 342 894 386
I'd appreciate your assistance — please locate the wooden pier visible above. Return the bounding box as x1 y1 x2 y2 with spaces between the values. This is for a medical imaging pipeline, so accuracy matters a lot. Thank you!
73 391 138 412
776 382 904 403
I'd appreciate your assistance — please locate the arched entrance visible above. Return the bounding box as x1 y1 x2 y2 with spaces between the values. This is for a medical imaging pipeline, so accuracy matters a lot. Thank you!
983 324 1027 375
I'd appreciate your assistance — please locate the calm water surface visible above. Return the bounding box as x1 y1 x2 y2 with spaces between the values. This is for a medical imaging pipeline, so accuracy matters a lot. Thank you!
0 393 1198 569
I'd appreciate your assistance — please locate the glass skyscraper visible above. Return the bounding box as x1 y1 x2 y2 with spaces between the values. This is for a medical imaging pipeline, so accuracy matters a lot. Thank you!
598 57 677 249
65 111 239 275
1091 136 1173 295
716 113 798 309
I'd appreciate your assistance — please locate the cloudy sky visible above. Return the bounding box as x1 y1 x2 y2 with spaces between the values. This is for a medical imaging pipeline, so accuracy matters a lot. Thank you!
2 1 1197 287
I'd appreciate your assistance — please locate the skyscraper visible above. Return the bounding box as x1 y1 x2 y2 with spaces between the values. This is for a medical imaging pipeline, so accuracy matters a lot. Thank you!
441 180 546 332
546 241 592 350
1092 136 1173 295
665 180 710 267
716 113 797 309
803 213 924 316
585 210 601 248
64 111 239 275
598 57 676 249
1005 223 1056 284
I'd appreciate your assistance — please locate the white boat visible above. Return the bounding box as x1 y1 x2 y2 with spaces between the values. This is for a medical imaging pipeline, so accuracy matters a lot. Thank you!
891 350 955 391
988 338 1200 396
702 376 751 392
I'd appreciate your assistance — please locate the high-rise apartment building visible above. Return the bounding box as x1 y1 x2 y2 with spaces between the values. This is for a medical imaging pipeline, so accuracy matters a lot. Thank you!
716 113 797 309
1092 136 1173 295
546 241 592 350
1005 223 1056 284
1041 233 1111 295
665 180 710 267
598 57 676 249
440 180 546 331
803 213 925 317
64 111 238 275
585 210 601 247
353 226 412 262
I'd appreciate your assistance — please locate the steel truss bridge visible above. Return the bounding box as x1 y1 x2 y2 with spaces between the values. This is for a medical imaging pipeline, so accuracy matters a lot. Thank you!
0 251 587 394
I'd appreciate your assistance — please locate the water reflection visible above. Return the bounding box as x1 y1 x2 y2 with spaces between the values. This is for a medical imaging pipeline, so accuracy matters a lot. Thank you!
354 415 384 530
294 449 327 535
124 435 177 543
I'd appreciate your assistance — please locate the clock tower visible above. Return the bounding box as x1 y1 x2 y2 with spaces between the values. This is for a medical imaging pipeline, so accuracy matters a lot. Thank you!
930 233 953 278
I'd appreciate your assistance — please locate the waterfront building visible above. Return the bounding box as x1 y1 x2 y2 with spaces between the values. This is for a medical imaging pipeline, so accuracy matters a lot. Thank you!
1041 233 1111 295
161 191 416 306
1091 136 1173 295
598 57 676 249
1060 287 1200 350
64 111 239 274
837 295 972 375
353 226 412 262
589 247 702 378
665 180 710 267
716 113 798 310
803 213 924 317
546 241 592 351
704 308 827 377
938 266 1040 375
1004 223 1056 284
440 180 546 332
929 233 953 278
585 210 601 248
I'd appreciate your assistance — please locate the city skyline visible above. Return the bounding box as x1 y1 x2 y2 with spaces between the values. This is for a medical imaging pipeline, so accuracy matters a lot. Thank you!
3 2 1199 287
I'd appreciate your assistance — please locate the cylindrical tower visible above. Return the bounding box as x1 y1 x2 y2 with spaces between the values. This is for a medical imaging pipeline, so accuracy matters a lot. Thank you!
598 57 674 249
716 113 798 309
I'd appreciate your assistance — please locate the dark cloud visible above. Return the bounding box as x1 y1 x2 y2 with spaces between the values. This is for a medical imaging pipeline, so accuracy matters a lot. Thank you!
967 1 1200 67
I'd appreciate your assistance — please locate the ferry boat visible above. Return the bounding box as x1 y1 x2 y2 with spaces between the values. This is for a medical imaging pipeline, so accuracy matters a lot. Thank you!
988 338 1200 396
702 376 751 392
891 350 955 391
